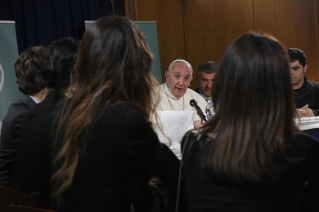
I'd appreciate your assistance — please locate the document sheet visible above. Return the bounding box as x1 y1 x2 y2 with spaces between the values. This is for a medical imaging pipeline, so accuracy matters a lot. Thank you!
155 110 194 159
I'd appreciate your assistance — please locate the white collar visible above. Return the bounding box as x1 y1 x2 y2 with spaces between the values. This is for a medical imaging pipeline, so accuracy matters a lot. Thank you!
29 95 41 104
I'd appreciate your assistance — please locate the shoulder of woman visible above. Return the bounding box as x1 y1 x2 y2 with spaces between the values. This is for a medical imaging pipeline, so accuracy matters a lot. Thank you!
181 129 202 148
294 132 319 144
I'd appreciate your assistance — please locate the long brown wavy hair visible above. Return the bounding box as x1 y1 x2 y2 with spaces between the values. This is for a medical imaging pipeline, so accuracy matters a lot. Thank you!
50 16 159 202
199 33 298 183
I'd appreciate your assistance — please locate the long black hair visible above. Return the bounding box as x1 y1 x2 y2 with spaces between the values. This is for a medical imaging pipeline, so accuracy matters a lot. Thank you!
200 33 298 183
51 16 159 202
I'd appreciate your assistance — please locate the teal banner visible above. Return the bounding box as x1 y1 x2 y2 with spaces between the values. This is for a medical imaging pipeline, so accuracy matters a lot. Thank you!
0 21 20 133
85 21 162 83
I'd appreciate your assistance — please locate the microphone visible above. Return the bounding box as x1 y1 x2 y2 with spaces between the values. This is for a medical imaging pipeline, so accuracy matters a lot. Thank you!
190 99 208 122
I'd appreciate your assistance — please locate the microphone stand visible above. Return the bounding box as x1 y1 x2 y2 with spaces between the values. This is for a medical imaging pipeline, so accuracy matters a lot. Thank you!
190 99 208 123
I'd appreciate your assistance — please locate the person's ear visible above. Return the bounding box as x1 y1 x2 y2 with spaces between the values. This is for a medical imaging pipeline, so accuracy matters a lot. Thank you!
304 64 308 73
165 71 169 80
189 76 193 87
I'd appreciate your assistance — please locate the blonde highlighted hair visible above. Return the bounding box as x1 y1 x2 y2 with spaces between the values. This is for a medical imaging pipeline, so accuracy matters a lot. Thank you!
50 16 160 202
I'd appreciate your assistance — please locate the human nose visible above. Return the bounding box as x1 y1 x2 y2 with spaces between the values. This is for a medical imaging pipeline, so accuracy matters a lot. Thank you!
177 78 184 85
178 77 185 84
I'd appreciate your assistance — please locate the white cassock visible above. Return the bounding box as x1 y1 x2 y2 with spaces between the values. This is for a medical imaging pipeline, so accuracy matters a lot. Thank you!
156 82 207 130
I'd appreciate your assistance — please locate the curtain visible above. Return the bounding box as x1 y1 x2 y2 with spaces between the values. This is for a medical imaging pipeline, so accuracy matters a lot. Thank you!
0 0 113 53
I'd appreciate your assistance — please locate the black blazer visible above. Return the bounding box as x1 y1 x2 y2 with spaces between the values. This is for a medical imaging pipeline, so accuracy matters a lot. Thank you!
0 94 36 184
13 90 64 209
52 103 180 212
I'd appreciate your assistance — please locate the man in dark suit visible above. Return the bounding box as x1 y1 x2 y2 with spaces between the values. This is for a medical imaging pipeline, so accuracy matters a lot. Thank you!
13 90 65 208
195 61 217 101
13 38 79 208
0 46 48 186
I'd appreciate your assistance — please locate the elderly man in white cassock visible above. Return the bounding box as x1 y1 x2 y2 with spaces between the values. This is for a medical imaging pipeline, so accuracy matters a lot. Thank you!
157 59 207 129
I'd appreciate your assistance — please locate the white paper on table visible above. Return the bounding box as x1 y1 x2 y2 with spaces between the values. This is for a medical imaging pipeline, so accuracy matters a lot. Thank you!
295 117 319 131
154 110 194 159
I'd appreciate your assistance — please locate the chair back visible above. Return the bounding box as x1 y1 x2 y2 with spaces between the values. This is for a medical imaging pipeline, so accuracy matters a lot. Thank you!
7 203 56 212
0 185 41 211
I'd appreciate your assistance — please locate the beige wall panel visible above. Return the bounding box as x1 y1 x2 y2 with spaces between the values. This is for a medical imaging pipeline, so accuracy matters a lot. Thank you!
254 0 319 81
184 0 254 89
134 0 186 82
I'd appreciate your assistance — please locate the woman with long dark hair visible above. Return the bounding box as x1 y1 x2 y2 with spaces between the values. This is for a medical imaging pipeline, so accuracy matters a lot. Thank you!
182 33 319 211
50 16 179 212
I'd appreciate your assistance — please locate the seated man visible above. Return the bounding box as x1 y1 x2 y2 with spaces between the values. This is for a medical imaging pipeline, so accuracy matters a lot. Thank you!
0 46 49 186
195 61 217 101
288 48 319 117
157 59 207 129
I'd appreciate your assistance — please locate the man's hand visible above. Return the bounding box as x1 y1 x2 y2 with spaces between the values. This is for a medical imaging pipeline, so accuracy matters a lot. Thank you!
297 104 315 117
193 120 204 129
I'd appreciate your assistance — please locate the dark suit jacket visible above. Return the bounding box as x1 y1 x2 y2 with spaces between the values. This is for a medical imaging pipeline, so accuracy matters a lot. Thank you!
294 76 319 116
13 90 64 209
0 94 36 184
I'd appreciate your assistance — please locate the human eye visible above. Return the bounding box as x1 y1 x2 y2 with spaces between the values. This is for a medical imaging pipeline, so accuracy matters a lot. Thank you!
184 76 190 81
293 67 300 71
175 75 181 79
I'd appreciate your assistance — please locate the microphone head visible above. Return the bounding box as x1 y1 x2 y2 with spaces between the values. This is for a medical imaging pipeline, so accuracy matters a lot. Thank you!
190 99 196 107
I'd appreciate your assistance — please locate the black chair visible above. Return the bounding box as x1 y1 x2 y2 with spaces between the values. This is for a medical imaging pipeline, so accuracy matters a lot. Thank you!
0 185 42 211
6 203 56 212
